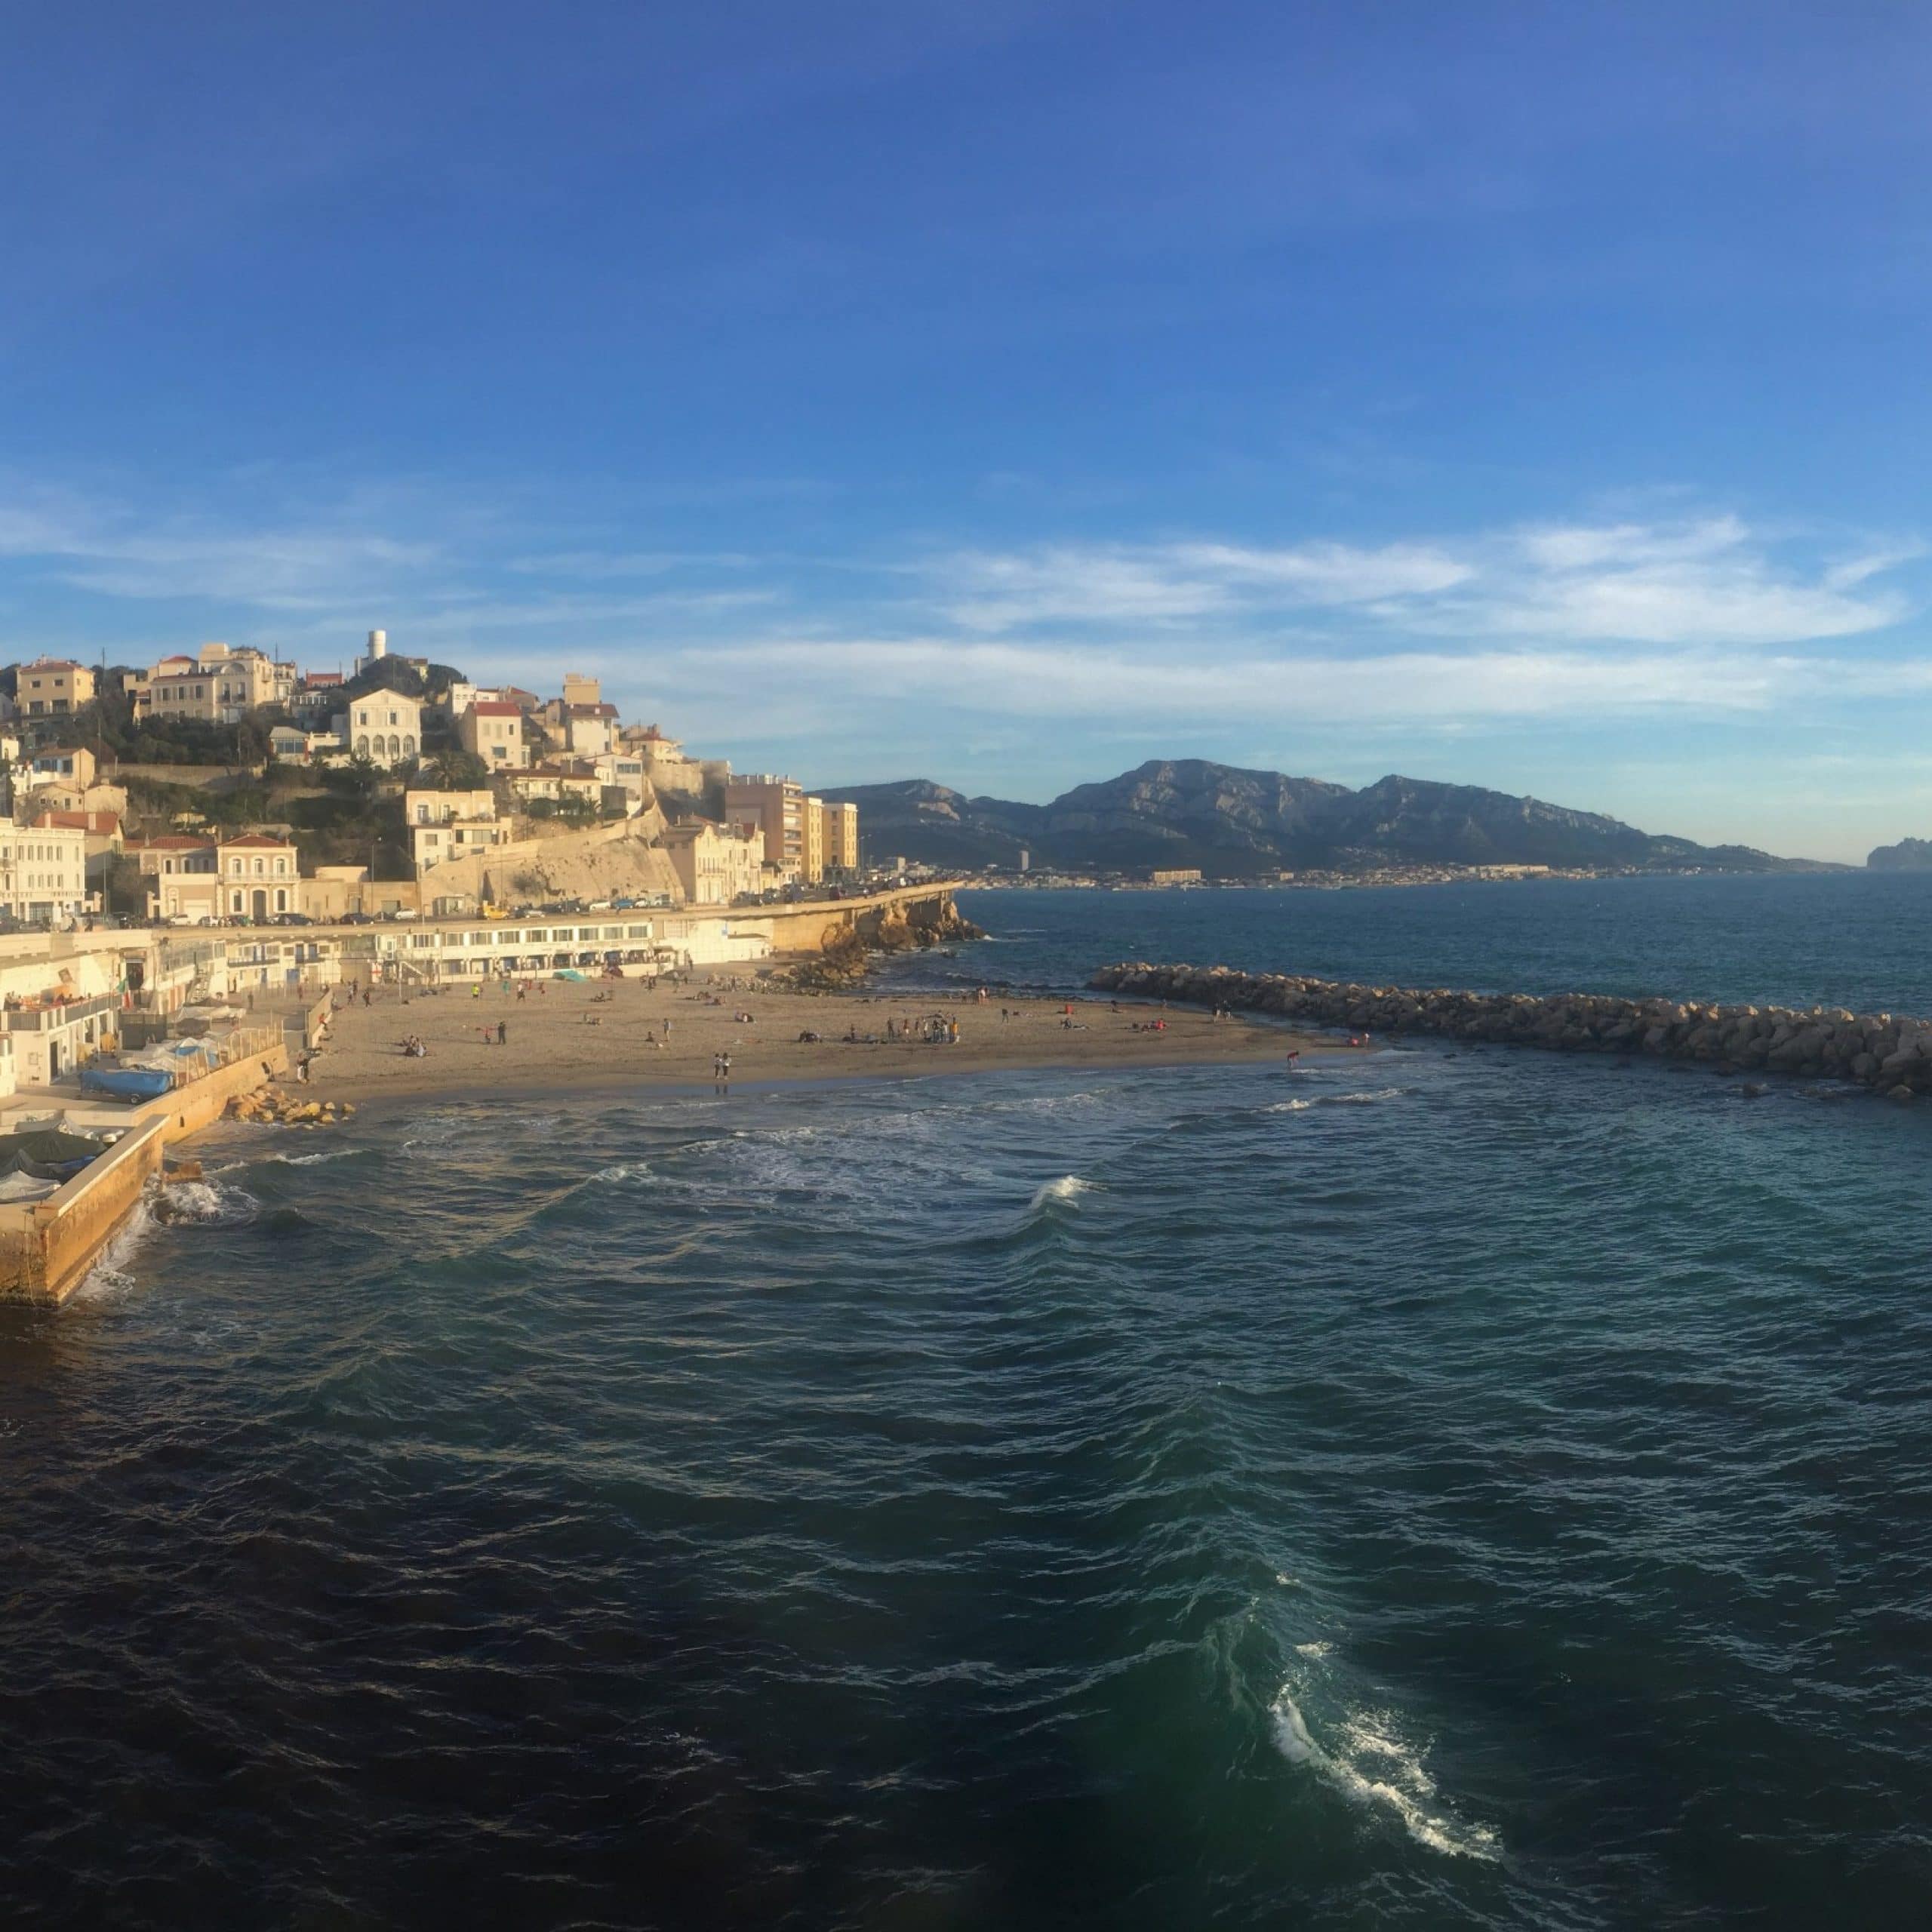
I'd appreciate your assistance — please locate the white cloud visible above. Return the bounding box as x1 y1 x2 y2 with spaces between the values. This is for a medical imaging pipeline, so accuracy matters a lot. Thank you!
928 514 1912 648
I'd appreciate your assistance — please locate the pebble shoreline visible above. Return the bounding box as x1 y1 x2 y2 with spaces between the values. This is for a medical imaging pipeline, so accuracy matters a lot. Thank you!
1089 961 1932 1101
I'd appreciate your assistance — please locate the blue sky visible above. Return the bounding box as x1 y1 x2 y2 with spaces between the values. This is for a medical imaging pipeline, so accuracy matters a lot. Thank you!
3 2 1931 860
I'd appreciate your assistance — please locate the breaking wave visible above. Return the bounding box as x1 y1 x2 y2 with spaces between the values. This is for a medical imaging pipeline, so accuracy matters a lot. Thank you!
152 1179 259 1227
1269 1687 1497 1862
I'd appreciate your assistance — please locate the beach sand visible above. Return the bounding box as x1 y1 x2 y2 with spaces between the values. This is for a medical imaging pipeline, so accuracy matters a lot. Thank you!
300 970 1342 1106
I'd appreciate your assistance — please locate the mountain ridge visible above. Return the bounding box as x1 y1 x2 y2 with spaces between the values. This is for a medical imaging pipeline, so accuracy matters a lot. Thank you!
823 758 1834 875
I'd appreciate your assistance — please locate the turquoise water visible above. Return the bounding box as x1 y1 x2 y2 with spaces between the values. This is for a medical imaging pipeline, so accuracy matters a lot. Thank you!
3 878 1931 1927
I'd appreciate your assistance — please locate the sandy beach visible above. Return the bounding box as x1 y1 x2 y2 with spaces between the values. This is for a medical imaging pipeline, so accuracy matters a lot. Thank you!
299 970 1343 1106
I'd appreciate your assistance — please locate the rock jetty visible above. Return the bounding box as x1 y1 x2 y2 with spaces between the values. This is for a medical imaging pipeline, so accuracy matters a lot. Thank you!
1089 961 1932 1101
226 1087 355 1128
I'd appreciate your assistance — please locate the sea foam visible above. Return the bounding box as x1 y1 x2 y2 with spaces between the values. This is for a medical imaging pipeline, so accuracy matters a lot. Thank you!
1269 1685 1497 1862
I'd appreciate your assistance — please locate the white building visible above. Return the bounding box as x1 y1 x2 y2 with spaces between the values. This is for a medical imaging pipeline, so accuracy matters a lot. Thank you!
405 788 507 874
0 820 90 923
346 692 424 769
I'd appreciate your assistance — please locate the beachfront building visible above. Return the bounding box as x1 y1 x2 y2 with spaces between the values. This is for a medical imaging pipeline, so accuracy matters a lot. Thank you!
346 693 423 769
17 659 97 717
458 700 528 770
826 801 860 875
32 810 123 895
405 788 507 875
0 820 90 923
132 831 300 923
2 997 116 1086
803 797 827 884
724 774 805 880
659 820 764 906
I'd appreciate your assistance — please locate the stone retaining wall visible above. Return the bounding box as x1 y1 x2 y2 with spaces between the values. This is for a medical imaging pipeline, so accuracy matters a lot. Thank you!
1089 961 1932 1101
0 1115 168 1303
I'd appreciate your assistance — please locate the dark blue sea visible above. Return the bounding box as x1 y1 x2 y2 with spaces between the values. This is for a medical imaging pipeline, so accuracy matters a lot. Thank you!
5 875 1932 1929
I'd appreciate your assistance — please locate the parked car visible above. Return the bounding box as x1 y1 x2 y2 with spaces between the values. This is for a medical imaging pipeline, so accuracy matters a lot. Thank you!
340 912 374 925
271 912 315 927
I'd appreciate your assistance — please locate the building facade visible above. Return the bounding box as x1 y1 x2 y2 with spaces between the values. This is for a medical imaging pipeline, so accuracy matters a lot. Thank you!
724 775 804 879
405 788 506 875
826 800 860 874
0 820 90 922
458 700 528 769
658 820 764 906
346 693 424 768
17 660 97 717
134 832 300 923
139 642 288 723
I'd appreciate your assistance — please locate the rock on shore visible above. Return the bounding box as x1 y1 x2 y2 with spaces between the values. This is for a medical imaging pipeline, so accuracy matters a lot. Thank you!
1089 961 1932 1100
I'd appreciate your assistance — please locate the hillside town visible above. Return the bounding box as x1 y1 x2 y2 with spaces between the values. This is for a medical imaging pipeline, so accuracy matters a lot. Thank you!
0 631 863 930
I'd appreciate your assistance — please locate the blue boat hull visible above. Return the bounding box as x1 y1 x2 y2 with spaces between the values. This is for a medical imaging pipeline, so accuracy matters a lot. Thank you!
79 1068 174 1101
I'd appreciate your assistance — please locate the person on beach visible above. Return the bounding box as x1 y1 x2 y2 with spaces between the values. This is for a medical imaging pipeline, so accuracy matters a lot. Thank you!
497 1020 507 1046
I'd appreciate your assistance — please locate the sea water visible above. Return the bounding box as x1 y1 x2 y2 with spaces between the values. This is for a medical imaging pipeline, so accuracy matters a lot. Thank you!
2 876 1930 1928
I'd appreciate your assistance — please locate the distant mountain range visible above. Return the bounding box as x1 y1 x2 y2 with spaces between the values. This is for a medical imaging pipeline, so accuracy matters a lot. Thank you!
823 759 1832 877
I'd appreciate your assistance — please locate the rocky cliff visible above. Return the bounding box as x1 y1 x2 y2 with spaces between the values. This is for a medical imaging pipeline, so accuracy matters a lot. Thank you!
1867 838 1932 871
827 759 1822 875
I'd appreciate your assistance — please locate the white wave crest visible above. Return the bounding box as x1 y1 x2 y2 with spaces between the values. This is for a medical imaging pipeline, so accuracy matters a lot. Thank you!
263 1146 359 1168
1266 1087 1413 1114
589 1162 654 1186
1269 1687 1497 1862
153 1179 258 1227
72 1198 156 1300
1028 1174 1102 1211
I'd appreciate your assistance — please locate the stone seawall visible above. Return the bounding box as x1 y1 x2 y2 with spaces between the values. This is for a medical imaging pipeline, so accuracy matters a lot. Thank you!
1089 961 1932 1101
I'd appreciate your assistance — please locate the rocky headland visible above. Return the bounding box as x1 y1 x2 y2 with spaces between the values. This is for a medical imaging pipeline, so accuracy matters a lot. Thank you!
1867 837 1932 870
1090 961 1932 1100
777 895 985 990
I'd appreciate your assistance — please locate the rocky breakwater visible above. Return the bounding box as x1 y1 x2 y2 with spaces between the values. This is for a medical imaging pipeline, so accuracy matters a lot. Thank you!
226 1087 357 1128
1089 961 1932 1101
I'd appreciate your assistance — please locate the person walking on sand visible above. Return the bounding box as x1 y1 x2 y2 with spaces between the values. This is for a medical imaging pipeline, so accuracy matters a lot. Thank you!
497 1019 507 1046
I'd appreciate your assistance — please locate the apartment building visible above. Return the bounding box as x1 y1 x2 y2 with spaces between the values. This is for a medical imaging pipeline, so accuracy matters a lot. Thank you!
291 671 345 716
824 800 860 875
458 700 528 769
405 789 506 874
346 693 424 769
724 774 804 878
17 659 96 717
132 832 300 922
0 820 90 922
802 796 827 884
138 642 290 723
659 820 764 906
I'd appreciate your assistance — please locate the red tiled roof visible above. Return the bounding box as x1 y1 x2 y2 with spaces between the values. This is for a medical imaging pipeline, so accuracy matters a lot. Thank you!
220 833 295 849
471 700 523 717
32 811 120 834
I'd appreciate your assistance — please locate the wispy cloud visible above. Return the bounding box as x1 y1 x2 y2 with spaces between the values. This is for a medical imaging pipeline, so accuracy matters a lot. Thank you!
928 514 1912 647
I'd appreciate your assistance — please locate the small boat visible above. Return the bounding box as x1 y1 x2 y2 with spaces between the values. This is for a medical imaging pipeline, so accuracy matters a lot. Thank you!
79 1066 176 1102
